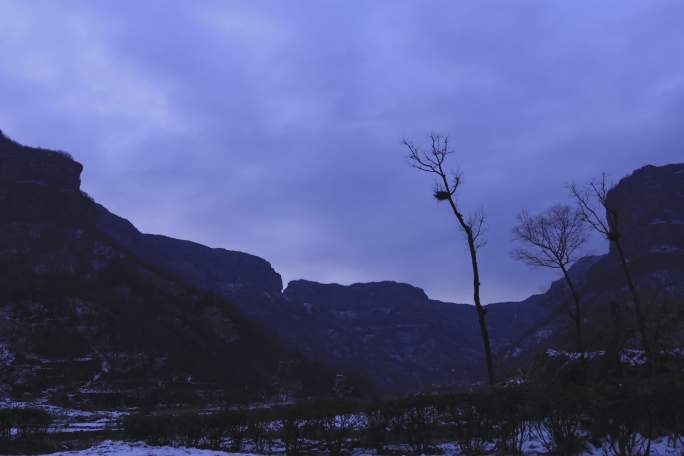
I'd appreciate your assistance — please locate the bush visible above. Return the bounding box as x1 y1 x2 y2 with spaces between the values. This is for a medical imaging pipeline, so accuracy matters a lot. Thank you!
0 408 54 454
530 387 590 455
364 406 392 453
119 381 684 455
444 392 496 455
0 408 52 440
123 414 174 445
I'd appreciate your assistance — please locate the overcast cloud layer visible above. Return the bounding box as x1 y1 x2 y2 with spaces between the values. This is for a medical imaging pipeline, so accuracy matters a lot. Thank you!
1 1 683 303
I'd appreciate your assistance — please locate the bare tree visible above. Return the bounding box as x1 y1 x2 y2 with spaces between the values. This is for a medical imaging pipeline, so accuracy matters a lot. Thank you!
513 205 589 353
403 135 495 386
569 174 652 369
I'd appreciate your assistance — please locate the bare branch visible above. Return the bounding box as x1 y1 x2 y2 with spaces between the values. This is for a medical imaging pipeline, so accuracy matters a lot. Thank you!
568 173 620 240
512 205 589 270
512 204 589 353
468 208 487 250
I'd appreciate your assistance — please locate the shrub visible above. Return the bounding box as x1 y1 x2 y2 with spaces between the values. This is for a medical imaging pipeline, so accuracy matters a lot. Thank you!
445 392 496 455
0 408 52 440
531 387 589 456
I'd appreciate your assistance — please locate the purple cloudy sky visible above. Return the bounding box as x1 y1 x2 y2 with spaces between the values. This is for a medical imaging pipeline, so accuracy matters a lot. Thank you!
1 1 683 303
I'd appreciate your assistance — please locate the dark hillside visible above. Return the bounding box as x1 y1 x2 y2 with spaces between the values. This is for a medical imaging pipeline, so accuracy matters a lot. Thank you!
0 131 333 406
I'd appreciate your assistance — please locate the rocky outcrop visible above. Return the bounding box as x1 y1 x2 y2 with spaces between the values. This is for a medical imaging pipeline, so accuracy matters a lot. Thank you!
0 131 90 226
282 280 483 389
284 280 431 311
0 131 82 190
607 163 684 256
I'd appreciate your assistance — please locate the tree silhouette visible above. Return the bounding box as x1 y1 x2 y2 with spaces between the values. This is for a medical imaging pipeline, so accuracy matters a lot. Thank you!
569 174 652 370
513 205 589 353
403 135 494 386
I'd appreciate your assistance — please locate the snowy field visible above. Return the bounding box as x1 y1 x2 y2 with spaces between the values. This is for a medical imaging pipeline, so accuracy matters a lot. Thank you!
3 395 681 455
0 398 128 433
43 441 257 455
37 437 683 456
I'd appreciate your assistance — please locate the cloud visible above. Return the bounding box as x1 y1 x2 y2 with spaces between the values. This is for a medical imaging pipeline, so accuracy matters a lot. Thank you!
1 0 683 303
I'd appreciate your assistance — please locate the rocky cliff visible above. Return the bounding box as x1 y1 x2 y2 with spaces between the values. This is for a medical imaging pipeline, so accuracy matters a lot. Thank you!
0 132 332 406
95 204 283 295
0 130 82 190
607 164 684 256
503 164 684 369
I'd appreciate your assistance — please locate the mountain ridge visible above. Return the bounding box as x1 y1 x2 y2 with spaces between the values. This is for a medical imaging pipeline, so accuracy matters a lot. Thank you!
1 129 682 395
0 131 335 406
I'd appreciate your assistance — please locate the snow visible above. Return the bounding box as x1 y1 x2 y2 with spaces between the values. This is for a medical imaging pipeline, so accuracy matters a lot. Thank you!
620 348 647 366
546 347 684 367
0 398 129 433
650 244 683 253
42 441 257 455
347 437 682 455
583 436 683 456
545 348 606 361
28 431 684 455
0 342 14 367
0 398 129 420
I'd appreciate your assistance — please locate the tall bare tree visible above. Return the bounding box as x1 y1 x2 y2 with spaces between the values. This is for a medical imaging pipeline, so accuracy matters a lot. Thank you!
513 205 589 353
569 174 652 369
403 135 495 386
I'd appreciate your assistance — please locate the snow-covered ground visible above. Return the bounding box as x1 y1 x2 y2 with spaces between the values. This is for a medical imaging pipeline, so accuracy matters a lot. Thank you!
3 396 680 455
36 437 682 456
545 347 684 366
43 440 257 456
0 398 129 433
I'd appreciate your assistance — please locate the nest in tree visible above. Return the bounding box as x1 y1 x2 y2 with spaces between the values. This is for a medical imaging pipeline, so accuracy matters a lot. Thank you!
434 191 451 201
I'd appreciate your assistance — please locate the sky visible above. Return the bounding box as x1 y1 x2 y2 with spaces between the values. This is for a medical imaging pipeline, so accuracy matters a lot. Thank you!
1 1 683 304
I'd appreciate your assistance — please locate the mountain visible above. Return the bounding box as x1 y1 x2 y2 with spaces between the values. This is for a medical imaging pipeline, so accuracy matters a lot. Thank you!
262 164 684 388
0 131 332 407
501 164 684 373
0 130 551 394
607 164 684 257
95 204 284 296
1 128 682 399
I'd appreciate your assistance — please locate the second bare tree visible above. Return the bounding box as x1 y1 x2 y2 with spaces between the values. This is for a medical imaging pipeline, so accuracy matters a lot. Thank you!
513 205 589 354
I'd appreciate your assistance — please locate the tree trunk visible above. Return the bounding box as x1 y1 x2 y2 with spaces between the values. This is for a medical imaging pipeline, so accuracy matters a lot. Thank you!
609 300 624 376
440 173 495 386
560 265 583 355
613 240 652 372
467 232 496 386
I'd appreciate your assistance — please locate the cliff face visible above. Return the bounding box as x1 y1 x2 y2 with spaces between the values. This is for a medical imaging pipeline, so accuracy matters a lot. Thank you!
95 205 284 295
0 130 82 190
0 132 90 226
282 280 482 389
607 164 684 257
284 280 431 311
502 164 684 366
